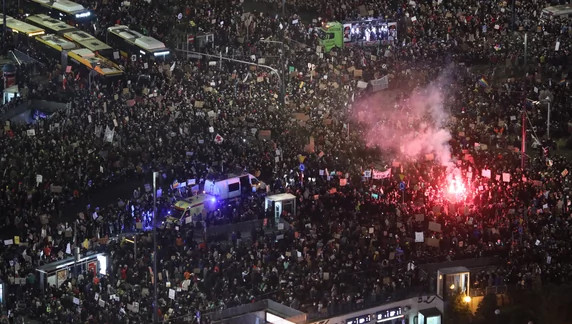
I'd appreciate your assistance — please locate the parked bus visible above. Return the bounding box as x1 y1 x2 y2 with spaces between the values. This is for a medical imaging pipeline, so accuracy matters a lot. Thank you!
25 0 93 27
26 13 76 35
540 4 572 22
106 25 170 60
34 34 78 59
0 14 45 37
67 48 123 78
63 29 113 58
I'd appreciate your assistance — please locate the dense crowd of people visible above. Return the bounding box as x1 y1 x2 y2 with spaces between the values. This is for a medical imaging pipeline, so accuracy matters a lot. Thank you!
1 0 572 323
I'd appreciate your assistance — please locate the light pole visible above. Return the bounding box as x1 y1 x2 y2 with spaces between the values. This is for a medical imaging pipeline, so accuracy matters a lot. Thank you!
174 48 285 104
521 104 526 170
259 38 288 105
3 0 6 55
152 171 158 323
544 97 551 139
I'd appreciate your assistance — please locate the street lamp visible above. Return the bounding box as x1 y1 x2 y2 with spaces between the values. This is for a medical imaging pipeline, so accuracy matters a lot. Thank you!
3 0 6 55
259 37 288 105
152 171 159 323
174 48 284 104
543 96 551 139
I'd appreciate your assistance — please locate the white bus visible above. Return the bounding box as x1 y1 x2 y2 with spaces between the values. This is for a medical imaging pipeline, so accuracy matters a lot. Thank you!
540 4 572 22
26 13 76 35
26 0 93 27
63 29 113 57
0 15 45 37
106 25 170 60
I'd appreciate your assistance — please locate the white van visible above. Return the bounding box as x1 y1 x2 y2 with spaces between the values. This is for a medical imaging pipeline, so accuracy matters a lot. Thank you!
204 173 266 200
540 4 572 22
172 193 217 226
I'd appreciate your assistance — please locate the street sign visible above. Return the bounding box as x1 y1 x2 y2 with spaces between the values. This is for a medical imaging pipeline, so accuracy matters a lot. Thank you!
299 164 305 172
399 182 406 191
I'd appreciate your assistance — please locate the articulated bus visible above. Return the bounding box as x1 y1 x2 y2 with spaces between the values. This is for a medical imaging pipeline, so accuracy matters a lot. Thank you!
0 15 45 37
26 0 93 27
67 48 123 78
63 29 113 58
32 35 123 79
26 13 76 35
106 25 170 61
34 34 79 59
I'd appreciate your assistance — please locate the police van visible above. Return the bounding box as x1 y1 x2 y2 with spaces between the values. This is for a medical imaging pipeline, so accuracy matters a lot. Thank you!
204 173 266 200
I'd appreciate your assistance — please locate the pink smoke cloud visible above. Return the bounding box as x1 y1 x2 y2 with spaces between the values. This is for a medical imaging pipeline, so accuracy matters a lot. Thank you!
352 79 453 167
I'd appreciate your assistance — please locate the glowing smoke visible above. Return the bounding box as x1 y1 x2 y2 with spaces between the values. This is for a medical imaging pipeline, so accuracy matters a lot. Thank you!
353 72 454 167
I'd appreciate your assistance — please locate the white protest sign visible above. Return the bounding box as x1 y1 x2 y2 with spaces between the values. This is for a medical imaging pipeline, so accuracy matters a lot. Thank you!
482 169 491 178
168 289 176 300
502 173 511 182
36 174 43 184
415 232 424 242
27 129 36 137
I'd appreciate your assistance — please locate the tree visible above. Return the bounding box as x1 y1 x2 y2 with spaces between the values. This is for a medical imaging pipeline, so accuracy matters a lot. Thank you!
473 293 498 324
444 292 473 324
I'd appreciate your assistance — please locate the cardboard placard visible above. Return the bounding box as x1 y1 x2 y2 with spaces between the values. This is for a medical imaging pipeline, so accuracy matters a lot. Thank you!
425 237 440 247
428 221 442 232
258 130 271 140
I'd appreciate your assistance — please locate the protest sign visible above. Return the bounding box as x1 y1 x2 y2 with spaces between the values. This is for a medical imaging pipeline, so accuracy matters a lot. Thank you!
502 173 511 182
428 221 442 232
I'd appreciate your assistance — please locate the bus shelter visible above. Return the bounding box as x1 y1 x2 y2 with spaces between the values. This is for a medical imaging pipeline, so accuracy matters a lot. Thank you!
36 252 108 291
265 193 296 225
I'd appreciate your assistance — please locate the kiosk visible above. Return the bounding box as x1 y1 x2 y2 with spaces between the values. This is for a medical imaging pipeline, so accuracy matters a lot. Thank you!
436 266 470 301
36 252 108 290
265 193 296 224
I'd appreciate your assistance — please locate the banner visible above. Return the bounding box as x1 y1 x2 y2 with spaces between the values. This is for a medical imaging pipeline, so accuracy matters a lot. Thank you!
370 76 389 92
372 168 391 179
